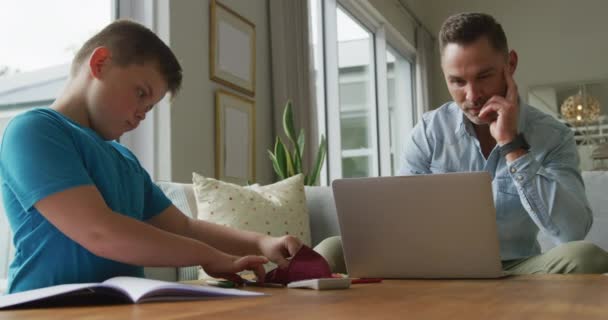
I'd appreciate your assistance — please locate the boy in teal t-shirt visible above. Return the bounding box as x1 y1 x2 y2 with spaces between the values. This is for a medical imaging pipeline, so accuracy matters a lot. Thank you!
0 20 302 293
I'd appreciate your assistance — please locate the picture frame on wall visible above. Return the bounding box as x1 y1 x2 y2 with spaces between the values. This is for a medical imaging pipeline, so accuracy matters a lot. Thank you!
215 89 256 185
210 0 256 97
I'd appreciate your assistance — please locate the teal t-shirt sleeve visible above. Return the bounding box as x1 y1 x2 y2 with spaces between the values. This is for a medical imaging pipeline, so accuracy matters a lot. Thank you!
0 112 93 211
142 168 172 220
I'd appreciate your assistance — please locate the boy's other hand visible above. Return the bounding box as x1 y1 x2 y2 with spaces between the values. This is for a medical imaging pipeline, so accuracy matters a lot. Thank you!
204 253 268 283
258 235 303 269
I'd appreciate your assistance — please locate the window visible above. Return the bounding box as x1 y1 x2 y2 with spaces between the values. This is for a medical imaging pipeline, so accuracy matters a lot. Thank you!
0 0 115 281
336 7 378 178
0 0 114 118
309 0 416 182
386 46 415 175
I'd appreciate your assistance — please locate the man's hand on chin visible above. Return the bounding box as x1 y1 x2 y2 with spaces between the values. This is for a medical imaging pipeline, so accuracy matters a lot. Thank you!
478 66 526 162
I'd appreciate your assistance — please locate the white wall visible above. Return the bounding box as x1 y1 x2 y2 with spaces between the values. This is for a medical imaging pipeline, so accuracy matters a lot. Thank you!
168 0 274 184
401 0 608 110
164 0 421 185
528 87 558 117
134 1 608 182
367 0 417 46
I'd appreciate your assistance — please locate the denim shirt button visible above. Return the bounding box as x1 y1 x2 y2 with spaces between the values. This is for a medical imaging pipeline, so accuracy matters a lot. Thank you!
510 167 517 173
516 175 524 181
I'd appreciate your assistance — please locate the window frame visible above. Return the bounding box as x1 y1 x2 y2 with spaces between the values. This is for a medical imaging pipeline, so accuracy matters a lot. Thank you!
115 0 173 181
0 0 118 284
0 1 118 116
316 0 417 184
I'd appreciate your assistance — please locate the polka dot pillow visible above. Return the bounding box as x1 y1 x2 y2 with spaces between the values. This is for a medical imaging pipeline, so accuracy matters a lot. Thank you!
192 173 312 246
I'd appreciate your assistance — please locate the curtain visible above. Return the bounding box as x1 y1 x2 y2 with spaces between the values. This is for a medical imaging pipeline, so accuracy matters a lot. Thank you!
268 0 318 173
415 26 434 121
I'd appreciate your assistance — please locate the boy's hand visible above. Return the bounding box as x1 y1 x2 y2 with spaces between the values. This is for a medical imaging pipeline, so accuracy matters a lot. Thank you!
203 253 268 282
478 65 520 146
258 235 303 269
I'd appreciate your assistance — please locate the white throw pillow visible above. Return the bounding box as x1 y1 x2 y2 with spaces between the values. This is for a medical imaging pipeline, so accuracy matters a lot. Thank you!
192 173 312 246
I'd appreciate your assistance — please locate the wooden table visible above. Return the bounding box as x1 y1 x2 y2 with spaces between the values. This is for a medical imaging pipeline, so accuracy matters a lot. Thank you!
2 275 608 319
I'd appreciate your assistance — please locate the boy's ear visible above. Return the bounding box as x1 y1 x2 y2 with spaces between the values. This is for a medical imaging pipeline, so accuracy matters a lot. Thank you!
89 47 112 79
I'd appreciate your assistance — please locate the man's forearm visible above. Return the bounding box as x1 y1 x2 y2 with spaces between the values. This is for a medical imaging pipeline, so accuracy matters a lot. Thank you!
508 155 592 242
520 176 591 242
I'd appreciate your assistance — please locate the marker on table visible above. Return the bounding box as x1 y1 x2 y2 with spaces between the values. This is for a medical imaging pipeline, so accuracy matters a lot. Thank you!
351 278 383 284
244 280 285 288
206 279 285 288
206 279 236 288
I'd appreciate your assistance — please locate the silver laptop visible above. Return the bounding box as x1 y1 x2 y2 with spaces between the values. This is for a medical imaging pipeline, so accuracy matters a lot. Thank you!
332 172 505 279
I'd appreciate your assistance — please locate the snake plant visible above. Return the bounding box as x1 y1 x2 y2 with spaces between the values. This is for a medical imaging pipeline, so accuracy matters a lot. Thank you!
267 100 327 185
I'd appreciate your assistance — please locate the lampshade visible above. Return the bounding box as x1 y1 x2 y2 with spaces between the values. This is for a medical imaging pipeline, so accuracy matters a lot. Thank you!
560 89 601 126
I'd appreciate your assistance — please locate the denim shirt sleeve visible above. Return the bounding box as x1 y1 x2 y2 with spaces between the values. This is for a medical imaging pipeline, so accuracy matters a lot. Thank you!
400 118 433 175
506 131 593 244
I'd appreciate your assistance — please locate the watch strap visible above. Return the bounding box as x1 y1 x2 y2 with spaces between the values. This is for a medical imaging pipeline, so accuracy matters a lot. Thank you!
499 133 530 157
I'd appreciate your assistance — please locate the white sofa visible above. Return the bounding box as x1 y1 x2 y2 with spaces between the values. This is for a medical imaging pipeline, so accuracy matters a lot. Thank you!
1 171 607 291
149 171 608 281
143 183 343 282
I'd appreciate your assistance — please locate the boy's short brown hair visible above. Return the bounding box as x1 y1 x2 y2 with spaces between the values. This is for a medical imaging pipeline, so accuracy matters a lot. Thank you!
72 19 182 96
439 12 508 56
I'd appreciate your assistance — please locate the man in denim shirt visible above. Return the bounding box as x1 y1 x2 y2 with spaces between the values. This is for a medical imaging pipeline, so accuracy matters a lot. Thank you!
399 12 608 274
316 12 608 275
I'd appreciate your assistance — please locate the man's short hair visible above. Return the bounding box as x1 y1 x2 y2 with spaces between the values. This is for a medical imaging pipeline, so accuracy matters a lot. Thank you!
438 12 508 56
71 19 182 96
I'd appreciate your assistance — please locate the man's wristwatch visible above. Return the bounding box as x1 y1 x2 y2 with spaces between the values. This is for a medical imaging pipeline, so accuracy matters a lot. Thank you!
499 133 530 157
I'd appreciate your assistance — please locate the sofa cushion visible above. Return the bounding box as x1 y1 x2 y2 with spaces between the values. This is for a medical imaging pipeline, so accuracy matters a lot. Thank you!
305 186 340 246
155 181 340 248
581 171 608 251
192 173 312 246
154 180 336 281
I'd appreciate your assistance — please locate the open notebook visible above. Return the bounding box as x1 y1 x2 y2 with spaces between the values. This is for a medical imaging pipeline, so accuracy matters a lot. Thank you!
0 276 264 309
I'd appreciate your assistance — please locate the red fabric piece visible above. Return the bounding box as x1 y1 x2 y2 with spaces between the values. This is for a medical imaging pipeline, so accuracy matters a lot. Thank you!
265 245 332 285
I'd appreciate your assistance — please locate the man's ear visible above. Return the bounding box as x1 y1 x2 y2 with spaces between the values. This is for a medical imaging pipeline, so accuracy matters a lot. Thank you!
88 47 112 79
507 50 518 75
